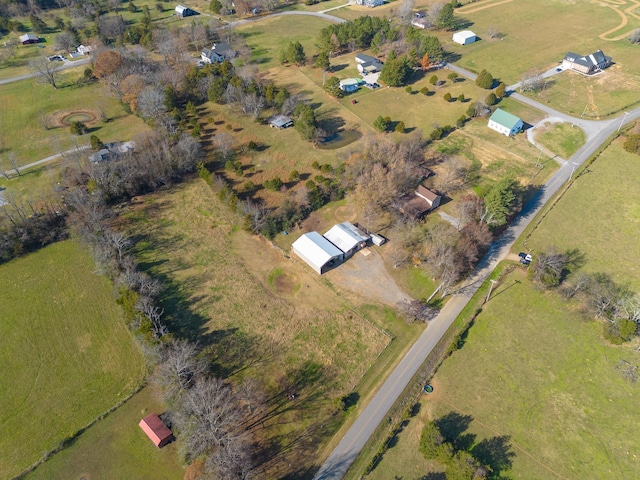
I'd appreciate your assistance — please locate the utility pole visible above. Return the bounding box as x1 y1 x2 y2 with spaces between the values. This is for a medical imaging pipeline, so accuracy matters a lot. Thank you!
486 279 498 303
570 161 579 182
618 111 630 132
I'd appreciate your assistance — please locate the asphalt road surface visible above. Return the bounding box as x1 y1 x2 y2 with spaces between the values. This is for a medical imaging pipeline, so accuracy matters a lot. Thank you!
0 57 91 86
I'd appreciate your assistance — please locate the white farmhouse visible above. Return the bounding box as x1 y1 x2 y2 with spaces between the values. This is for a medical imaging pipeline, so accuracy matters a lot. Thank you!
452 30 477 45
487 108 523 137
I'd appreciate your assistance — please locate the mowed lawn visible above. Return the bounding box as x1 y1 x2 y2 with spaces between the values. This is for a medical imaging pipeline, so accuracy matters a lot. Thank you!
369 268 640 479
448 0 640 82
524 137 640 289
0 73 148 166
124 179 392 476
0 240 145 479
534 121 586 158
25 386 184 480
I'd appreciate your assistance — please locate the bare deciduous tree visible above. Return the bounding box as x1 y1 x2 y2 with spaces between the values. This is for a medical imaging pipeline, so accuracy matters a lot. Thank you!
54 31 77 53
530 247 567 287
397 0 416 24
213 133 235 159
29 57 59 89
240 92 265 118
397 298 439 323
487 25 499 39
433 157 468 194
157 340 208 402
176 377 243 459
520 69 546 93
628 28 640 44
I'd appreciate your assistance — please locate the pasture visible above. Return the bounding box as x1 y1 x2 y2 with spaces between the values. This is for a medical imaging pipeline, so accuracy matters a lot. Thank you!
122 178 419 476
521 136 640 289
367 267 640 479
0 71 148 166
25 386 184 480
0 240 145 479
447 0 640 84
531 67 640 118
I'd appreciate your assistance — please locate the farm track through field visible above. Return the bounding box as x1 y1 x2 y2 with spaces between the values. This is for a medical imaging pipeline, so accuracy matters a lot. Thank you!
596 0 640 41
457 0 516 14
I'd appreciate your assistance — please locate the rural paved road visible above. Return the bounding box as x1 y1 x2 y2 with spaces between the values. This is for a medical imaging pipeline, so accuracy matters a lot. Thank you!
0 57 91 86
3 145 90 177
313 75 640 480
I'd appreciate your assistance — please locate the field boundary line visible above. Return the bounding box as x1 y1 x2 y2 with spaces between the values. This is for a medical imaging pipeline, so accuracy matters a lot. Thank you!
14 381 147 480
437 398 572 480
457 0 515 14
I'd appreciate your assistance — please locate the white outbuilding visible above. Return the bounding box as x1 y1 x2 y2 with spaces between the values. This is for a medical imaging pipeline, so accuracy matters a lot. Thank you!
323 222 370 258
292 232 344 275
487 108 523 137
452 30 477 45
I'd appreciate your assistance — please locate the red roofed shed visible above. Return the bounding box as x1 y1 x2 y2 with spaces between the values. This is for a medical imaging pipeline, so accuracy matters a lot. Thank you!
139 413 173 448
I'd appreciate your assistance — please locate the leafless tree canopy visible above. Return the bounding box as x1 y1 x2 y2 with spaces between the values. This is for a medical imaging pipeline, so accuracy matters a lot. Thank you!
520 69 546 93
29 57 59 89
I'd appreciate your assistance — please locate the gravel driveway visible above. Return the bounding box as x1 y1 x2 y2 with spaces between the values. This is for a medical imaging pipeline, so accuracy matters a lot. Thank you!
325 248 411 306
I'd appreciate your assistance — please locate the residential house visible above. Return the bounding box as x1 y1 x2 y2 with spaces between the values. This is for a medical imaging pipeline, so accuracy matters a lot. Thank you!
19 33 39 45
339 78 364 93
269 115 293 129
562 50 611 74
77 44 93 55
292 232 344 274
355 0 384 6
175 4 198 17
201 42 236 64
355 53 383 75
323 222 370 259
139 413 173 448
88 141 135 163
452 30 477 45
397 185 442 220
487 108 523 137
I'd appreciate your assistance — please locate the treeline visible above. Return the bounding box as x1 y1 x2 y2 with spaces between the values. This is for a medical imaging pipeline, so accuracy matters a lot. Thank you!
0 197 67 264
531 247 640 345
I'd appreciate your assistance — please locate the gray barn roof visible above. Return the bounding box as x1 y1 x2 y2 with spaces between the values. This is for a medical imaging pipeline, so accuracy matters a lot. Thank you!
324 222 369 254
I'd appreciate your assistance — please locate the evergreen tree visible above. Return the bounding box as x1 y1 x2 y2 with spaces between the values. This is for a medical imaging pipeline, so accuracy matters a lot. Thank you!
324 76 343 98
475 69 494 89
315 49 330 70
379 52 412 87
495 82 506 98
437 3 455 30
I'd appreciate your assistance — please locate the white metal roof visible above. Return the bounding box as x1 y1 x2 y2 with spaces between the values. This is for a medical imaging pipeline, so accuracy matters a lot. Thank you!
324 222 369 254
454 30 476 40
292 232 343 269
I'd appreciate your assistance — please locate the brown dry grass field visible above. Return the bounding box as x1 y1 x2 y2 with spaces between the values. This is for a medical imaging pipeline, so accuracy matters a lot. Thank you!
122 178 424 476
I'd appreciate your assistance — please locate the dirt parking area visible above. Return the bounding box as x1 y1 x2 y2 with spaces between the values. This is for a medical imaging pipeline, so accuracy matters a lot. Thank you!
325 248 411 306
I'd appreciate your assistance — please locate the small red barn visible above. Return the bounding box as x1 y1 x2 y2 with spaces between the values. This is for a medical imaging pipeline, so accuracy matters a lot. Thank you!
19 33 39 45
139 413 173 448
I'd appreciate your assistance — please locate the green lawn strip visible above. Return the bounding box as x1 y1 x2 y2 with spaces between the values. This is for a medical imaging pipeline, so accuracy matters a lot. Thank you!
24 386 185 480
523 137 640 288
0 73 148 166
0 240 145 479
534 121 586 158
343 262 512 479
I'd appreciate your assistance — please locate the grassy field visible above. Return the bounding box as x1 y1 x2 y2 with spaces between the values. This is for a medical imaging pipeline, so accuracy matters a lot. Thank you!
0 72 148 166
238 15 331 70
25 386 184 480
0 240 145 479
520 136 640 289
122 178 419 477
534 120 586 159
367 267 640 479
447 0 640 84
530 67 640 118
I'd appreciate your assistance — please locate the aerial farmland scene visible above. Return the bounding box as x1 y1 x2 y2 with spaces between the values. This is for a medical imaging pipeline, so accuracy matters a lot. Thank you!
1 0 640 478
